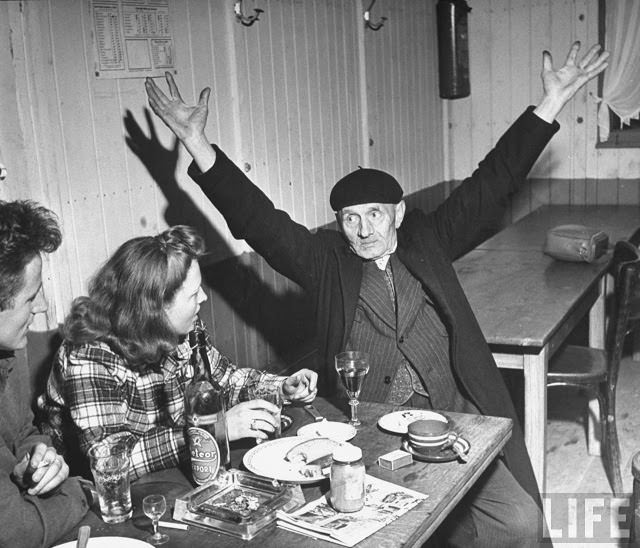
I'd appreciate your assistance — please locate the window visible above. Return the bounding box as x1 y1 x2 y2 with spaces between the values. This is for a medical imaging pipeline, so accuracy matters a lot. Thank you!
597 0 640 148
598 113 640 148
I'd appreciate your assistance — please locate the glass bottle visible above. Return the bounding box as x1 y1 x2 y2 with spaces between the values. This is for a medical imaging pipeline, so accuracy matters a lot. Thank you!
184 329 230 485
330 443 365 512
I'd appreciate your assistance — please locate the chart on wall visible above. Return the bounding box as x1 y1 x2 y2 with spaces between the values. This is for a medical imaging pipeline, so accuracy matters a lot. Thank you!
90 0 175 78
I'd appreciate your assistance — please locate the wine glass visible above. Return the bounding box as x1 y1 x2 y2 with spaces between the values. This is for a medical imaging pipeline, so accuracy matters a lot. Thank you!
142 494 169 545
335 351 370 426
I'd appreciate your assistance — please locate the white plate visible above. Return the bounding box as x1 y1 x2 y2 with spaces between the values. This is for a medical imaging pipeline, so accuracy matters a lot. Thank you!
296 421 357 442
377 410 448 434
54 537 153 548
243 437 331 484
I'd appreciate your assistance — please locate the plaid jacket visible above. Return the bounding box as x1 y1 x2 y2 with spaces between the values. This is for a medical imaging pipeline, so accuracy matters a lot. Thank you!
38 318 285 481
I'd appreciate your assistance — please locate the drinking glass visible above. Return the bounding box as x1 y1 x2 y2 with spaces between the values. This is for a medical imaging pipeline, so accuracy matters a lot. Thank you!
254 385 284 443
335 351 370 426
143 494 169 545
88 437 132 523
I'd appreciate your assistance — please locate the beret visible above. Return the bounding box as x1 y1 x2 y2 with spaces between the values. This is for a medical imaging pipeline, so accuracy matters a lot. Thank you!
330 168 403 211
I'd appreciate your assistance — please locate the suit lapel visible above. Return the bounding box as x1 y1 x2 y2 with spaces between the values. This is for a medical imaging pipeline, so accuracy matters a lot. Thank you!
392 254 424 336
358 261 397 330
396 231 455 333
335 247 363 350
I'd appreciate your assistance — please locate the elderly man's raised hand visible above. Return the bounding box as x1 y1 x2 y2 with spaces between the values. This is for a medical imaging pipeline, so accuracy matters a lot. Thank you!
145 73 217 172
534 41 609 123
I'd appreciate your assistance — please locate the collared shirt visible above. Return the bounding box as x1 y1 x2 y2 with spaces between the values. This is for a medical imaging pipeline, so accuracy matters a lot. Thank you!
38 318 286 481
372 242 397 271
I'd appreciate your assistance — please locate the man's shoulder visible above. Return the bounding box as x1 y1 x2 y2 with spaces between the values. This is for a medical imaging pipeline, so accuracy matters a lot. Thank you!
399 207 430 233
315 226 345 246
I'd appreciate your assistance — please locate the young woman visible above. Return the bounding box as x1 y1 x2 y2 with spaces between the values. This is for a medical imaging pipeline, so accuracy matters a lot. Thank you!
38 225 317 480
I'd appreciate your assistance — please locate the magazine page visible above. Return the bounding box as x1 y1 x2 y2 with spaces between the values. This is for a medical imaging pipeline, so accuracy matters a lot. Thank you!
276 475 428 547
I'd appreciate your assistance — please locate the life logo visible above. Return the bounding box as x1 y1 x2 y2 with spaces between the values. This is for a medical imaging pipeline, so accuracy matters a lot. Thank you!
187 426 220 484
542 493 633 543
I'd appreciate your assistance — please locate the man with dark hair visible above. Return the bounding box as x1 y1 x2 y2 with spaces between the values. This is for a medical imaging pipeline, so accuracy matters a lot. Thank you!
146 42 607 546
0 200 91 547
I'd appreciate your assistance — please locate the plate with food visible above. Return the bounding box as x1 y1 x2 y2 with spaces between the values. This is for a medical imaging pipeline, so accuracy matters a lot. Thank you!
243 436 342 483
377 410 449 434
296 420 356 442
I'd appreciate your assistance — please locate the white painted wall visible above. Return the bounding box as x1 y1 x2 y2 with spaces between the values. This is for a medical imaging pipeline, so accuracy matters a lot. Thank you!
446 0 640 222
0 0 442 366
1 0 636 366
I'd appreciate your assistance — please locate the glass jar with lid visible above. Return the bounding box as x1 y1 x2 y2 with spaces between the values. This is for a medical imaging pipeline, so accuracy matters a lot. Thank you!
330 443 365 512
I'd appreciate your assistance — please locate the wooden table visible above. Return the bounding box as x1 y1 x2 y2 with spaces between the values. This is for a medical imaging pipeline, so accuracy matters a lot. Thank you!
454 204 640 493
60 399 512 547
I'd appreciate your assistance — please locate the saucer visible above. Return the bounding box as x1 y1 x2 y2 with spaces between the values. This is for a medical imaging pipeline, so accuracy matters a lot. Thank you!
401 436 470 463
378 410 449 434
296 420 357 442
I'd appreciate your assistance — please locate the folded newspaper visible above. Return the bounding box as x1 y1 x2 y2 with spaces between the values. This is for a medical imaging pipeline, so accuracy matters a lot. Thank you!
276 475 427 547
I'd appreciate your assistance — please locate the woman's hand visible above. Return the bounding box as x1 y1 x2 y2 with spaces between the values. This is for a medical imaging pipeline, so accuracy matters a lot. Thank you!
13 443 69 496
282 369 318 403
225 400 280 441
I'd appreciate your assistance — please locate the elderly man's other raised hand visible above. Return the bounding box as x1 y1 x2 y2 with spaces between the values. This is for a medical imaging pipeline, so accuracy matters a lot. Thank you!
145 73 217 172
534 41 609 123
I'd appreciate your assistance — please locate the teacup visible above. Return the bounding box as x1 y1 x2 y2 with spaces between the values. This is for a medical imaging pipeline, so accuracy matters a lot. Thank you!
407 417 456 455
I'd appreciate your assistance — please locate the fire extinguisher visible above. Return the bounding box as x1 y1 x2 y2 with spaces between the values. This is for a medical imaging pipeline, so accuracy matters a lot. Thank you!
437 0 471 99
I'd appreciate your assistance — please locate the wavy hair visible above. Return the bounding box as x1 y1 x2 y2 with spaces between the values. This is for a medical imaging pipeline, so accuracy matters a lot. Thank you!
0 200 62 311
64 225 205 371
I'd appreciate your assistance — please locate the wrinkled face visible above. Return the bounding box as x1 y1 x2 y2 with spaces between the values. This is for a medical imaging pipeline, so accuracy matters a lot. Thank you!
0 255 47 351
164 261 208 336
337 201 406 260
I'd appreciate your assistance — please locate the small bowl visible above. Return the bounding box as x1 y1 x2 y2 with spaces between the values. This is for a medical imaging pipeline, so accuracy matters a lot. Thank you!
407 419 453 452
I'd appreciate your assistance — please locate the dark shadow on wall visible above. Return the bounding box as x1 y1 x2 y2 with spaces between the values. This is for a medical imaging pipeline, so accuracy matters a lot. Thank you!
124 109 314 368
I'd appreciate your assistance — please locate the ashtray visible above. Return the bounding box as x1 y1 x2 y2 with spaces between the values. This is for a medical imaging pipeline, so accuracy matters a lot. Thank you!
173 469 301 539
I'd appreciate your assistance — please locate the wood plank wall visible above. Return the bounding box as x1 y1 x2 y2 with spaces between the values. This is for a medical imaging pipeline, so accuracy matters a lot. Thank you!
447 0 640 225
0 0 441 370
0 0 637 371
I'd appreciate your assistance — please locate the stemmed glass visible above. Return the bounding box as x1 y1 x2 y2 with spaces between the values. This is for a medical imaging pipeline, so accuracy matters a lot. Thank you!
142 494 169 545
335 351 370 426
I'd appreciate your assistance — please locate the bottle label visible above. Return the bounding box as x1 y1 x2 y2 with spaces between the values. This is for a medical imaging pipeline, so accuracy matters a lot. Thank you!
187 426 220 484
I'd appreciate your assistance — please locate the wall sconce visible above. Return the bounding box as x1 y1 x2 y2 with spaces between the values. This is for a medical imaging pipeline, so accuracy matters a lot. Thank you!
234 0 263 27
364 0 387 31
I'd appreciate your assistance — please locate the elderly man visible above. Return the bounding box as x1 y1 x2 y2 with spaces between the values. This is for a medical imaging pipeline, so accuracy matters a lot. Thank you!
146 42 608 546
0 201 91 547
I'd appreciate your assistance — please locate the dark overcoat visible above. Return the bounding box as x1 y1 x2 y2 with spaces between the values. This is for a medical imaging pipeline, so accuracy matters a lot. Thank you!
190 106 559 504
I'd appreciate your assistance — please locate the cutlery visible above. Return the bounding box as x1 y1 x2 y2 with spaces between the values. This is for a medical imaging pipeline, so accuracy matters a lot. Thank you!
76 525 91 548
159 520 188 530
303 404 325 422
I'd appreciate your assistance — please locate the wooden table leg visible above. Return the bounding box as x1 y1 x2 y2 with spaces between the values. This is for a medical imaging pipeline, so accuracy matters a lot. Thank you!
523 348 548 493
631 452 640 544
587 276 608 456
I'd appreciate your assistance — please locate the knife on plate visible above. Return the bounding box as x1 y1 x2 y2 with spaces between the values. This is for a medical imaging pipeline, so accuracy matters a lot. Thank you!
304 404 325 422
